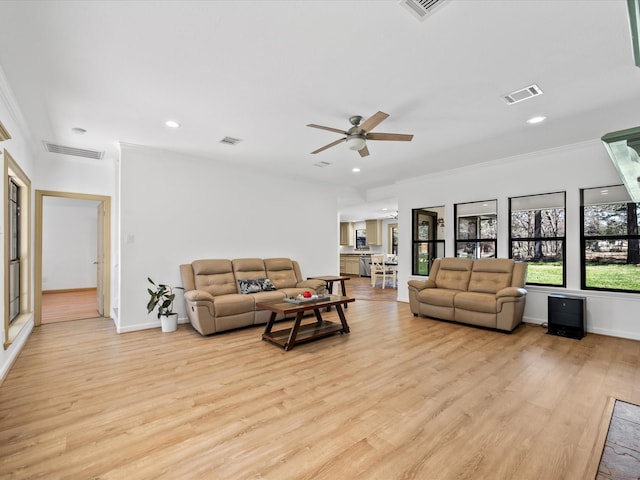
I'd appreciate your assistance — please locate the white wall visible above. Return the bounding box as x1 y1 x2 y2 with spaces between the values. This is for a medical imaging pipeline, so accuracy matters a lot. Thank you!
42 198 98 290
118 144 340 333
396 140 640 339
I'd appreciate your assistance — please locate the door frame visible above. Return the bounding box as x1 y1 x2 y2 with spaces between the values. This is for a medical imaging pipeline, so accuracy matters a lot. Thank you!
34 190 111 326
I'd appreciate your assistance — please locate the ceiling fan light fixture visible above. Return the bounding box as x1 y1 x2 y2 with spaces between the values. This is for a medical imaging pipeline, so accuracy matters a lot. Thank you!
346 135 366 151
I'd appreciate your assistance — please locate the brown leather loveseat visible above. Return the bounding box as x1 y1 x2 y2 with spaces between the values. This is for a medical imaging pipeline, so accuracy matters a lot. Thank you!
180 257 326 335
407 257 528 332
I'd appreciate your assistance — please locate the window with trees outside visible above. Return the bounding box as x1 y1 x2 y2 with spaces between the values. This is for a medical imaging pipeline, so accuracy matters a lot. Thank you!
581 185 640 293
8 177 20 323
454 200 497 259
510 192 565 286
412 206 445 276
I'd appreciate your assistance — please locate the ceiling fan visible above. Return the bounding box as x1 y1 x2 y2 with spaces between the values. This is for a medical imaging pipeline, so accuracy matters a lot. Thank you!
307 111 414 157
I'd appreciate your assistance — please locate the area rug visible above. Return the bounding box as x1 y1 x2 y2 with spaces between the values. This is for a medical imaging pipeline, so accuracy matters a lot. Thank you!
588 397 640 479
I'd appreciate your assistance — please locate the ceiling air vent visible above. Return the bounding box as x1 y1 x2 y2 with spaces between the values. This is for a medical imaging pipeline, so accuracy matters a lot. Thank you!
43 141 104 160
400 0 449 22
313 161 331 168
502 84 544 105
220 136 242 146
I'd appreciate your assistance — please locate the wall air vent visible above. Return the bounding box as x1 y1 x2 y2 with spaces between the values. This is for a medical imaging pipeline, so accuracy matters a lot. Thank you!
313 161 331 168
400 0 449 22
220 136 242 146
43 141 104 160
502 84 544 105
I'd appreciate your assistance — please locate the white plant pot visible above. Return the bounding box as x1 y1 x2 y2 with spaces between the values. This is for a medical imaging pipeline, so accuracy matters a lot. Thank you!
160 313 178 333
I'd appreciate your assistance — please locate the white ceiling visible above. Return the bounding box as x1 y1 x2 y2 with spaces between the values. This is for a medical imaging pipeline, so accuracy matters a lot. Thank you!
1 0 640 221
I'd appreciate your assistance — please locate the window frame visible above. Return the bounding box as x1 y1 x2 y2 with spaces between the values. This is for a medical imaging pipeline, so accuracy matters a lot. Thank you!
4 149 31 349
509 191 566 287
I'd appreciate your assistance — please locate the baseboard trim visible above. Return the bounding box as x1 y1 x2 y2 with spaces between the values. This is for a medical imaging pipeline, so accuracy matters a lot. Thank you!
43 287 97 294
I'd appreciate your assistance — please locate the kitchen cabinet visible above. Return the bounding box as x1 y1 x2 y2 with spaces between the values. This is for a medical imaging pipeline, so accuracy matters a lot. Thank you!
365 219 382 246
340 222 354 246
340 255 360 275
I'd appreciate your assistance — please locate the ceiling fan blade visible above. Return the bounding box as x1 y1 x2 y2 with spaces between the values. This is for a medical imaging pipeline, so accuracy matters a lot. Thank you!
358 145 370 158
307 124 348 135
359 111 389 133
367 132 414 142
311 137 346 154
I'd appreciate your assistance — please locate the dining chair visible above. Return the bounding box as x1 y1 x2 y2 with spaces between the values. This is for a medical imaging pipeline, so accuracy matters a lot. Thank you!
371 254 396 289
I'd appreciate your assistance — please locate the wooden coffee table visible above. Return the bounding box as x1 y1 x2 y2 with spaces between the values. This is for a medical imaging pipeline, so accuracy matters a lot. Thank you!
257 295 355 351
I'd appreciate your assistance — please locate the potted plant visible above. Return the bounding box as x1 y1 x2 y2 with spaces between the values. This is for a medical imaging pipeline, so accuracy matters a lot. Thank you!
146 277 183 332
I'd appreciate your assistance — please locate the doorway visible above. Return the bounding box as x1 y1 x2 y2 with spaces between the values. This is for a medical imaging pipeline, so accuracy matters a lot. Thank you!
34 190 111 326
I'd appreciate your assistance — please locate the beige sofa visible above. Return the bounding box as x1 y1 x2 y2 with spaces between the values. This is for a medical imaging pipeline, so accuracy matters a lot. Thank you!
179 257 326 335
407 257 528 332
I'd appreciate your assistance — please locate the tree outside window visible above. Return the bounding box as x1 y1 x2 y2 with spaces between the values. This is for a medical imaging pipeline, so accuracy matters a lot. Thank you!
510 192 565 286
581 185 640 292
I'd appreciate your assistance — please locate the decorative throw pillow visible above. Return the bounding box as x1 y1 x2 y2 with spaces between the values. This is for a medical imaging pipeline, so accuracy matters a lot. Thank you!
259 278 277 291
238 279 262 294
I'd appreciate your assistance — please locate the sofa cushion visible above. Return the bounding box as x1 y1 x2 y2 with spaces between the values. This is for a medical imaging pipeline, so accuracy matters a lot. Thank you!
212 294 255 317
251 290 286 304
259 278 277 291
454 291 498 314
232 258 267 279
434 258 473 291
417 288 459 308
468 258 513 294
264 258 299 289
238 279 263 294
237 278 277 294
192 259 238 296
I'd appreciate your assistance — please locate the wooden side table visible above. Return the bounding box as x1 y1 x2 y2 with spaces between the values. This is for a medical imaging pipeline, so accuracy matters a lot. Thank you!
307 275 350 310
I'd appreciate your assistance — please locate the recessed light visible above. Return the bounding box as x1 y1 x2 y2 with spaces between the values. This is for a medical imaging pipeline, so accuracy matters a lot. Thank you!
71 127 87 135
352 167 360 173
526 115 547 125
601 189 609 195
165 120 181 128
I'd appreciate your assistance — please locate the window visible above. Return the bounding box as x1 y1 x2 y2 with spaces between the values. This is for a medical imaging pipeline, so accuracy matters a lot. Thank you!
510 192 565 286
412 207 445 276
581 185 640 292
454 200 497 259
8 178 20 322
388 223 398 255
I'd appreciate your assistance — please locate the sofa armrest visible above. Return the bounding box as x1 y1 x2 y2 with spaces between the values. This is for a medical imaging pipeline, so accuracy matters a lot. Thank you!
407 278 435 291
184 289 215 302
496 287 527 299
296 279 326 292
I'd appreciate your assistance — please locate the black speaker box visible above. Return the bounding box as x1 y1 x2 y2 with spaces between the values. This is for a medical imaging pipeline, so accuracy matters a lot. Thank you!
547 294 586 339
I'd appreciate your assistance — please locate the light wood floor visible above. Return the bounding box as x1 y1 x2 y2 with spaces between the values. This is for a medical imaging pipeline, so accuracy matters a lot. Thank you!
1 291 639 479
41 288 100 323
